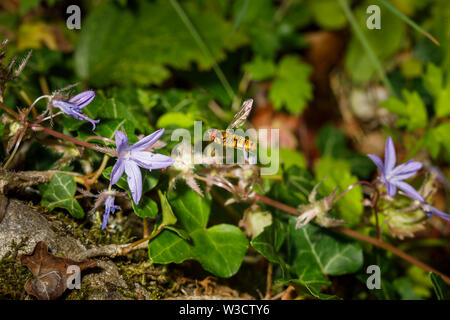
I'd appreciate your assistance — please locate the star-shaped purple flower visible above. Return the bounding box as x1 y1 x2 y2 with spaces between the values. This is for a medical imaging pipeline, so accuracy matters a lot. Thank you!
110 129 174 204
422 204 450 222
51 90 100 130
368 136 424 202
102 196 120 230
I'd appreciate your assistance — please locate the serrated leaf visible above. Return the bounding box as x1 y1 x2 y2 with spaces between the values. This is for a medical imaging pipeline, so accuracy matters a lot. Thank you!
315 157 363 225
41 173 84 218
269 55 313 114
243 56 276 81
380 90 427 131
148 184 248 277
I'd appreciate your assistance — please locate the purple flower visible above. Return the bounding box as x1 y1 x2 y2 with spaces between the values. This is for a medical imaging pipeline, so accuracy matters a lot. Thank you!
102 196 121 230
51 90 100 130
368 136 424 202
422 204 450 222
110 129 174 204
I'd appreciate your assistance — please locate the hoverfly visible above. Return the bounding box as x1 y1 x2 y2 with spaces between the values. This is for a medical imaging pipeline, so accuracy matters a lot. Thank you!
207 99 257 152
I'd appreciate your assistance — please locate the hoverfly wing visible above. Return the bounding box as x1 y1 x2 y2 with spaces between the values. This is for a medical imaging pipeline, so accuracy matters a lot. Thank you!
226 99 253 130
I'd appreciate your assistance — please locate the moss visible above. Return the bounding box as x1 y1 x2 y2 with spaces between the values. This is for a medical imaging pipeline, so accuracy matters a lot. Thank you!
117 260 167 300
0 241 33 300
45 210 135 247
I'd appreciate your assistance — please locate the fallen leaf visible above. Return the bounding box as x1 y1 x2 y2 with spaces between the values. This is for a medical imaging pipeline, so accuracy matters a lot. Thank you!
20 241 97 300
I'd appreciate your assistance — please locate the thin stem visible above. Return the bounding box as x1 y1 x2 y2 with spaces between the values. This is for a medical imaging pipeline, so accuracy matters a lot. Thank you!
335 227 450 285
338 0 395 95
2 128 26 169
31 124 117 156
120 223 166 255
254 193 450 285
169 0 235 101
86 155 110 185
0 102 20 119
265 261 273 300
377 0 440 46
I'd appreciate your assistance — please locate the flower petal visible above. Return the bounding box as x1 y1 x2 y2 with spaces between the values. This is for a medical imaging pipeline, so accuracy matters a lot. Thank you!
110 158 125 185
428 207 450 221
395 181 424 202
52 99 77 114
384 136 396 173
101 211 110 230
367 154 384 171
130 151 174 170
69 90 95 108
386 181 397 197
131 129 165 151
125 160 143 204
115 130 129 155
390 160 423 181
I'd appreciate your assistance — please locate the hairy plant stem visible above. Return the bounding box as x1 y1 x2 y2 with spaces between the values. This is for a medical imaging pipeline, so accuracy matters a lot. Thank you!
30 124 117 156
253 193 450 285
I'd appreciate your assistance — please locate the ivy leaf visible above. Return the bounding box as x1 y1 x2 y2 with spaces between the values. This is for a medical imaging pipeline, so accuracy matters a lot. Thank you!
75 0 247 87
158 190 177 226
430 273 450 300
41 173 84 218
251 220 287 278
269 55 313 114
132 197 158 219
287 218 363 276
315 157 363 225
148 184 249 277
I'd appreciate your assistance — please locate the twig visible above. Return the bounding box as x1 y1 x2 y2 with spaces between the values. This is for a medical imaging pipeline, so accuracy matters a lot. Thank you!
265 261 273 300
253 193 450 285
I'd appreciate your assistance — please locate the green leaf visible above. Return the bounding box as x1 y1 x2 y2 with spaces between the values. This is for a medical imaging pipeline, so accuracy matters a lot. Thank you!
344 1 405 83
251 220 287 277
423 63 443 98
315 157 363 225
132 197 158 219
309 0 346 30
93 119 136 146
393 277 422 300
316 125 375 179
158 190 177 226
75 0 247 87
243 56 276 81
269 55 313 114
41 173 84 218
148 184 249 277
103 166 159 194
156 112 195 129
430 273 450 300
380 90 428 131
435 84 450 118
287 218 363 276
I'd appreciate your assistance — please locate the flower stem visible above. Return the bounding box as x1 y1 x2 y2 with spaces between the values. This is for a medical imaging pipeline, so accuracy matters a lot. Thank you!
253 193 450 285
30 124 117 156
